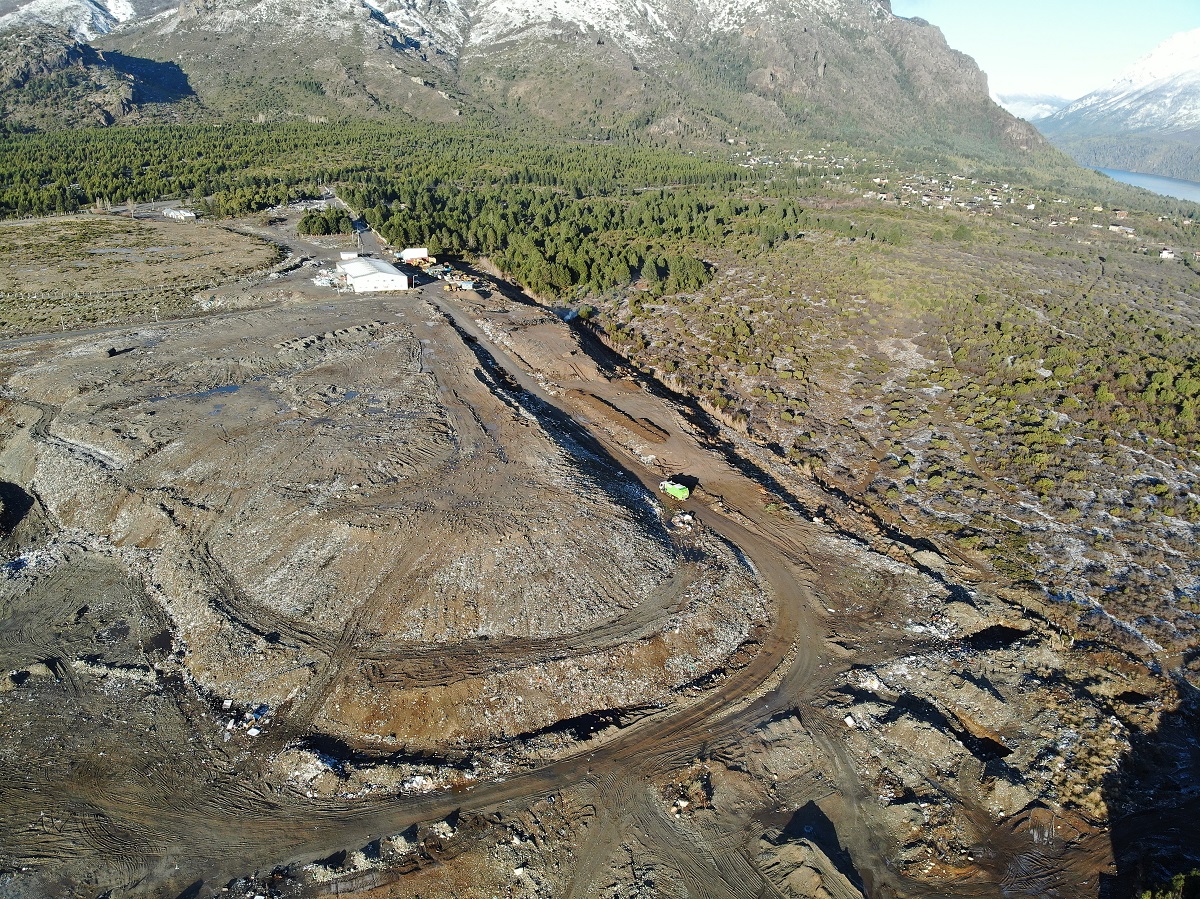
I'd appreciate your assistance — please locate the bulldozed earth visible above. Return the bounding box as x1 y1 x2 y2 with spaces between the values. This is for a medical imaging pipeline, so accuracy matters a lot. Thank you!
0 228 1193 897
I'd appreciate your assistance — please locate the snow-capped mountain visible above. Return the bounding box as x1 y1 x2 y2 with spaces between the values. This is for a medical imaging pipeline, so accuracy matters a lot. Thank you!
136 0 895 60
994 93 1071 122
1042 27 1200 135
0 0 119 38
0 0 171 38
1038 28 1200 182
0 0 1044 161
370 0 892 58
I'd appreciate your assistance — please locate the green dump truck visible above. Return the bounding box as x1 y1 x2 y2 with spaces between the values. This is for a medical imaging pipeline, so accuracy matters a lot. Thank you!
659 480 691 501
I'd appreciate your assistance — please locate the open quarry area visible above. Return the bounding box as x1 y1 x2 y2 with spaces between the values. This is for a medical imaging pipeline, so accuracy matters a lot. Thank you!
1 208 1198 899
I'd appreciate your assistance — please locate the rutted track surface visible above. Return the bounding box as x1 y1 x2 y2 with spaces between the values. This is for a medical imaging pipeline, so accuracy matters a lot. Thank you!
0 284 1122 898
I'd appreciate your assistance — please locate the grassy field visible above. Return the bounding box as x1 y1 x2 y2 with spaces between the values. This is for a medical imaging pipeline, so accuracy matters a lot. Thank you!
0 214 280 336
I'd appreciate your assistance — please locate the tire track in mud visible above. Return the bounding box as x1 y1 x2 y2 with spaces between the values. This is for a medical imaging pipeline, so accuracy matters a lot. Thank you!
202 485 825 884
12 390 339 665
2 294 896 897
115 468 822 894
276 312 721 742
19 396 125 472
191 539 329 649
281 295 830 889
276 543 431 738
561 791 627 899
621 780 776 899
361 562 704 688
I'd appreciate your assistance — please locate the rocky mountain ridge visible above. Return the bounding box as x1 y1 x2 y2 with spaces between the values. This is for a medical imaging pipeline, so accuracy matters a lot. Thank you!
0 0 1045 162
0 0 172 38
0 27 139 128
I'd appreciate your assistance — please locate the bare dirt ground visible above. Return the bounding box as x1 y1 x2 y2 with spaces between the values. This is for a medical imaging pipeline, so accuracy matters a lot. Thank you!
0 219 1141 899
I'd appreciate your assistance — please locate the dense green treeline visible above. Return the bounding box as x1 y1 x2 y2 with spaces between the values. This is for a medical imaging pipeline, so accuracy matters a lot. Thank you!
349 182 798 296
0 120 761 297
297 206 354 235
346 171 902 297
0 120 746 219
0 120 768 297
4 119 883 298
1048 133 1200 185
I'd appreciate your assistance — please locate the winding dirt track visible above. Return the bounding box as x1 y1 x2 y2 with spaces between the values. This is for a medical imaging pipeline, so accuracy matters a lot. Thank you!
188 292 829 889
0 284 843 894
256 293 897 899
0 279 1087 899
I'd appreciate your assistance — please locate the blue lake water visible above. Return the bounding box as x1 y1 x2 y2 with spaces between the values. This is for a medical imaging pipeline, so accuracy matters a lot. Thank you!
1097 168 1200 204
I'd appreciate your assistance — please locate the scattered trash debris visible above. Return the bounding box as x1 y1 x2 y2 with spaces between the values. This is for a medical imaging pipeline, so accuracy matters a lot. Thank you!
670 512 695 532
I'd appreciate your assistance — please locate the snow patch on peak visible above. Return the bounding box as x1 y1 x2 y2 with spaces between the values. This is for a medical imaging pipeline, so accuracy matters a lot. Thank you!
193 0 376 37
103 0 135 21
370 0 470 54
0 0 116 38
699 0 886 32
698 0 775 32
1113 26 1200 92
465 0 678 52
1050 27 1200 133
459 0 888 53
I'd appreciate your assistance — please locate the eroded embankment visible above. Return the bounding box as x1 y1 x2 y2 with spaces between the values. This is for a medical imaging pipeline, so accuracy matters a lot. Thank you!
1 279 1171 899
0 294 778 895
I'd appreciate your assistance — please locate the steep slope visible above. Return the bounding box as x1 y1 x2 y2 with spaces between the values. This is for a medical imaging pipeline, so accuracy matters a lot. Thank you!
0 0 1046 163
450 0 1044 157
1040 28 1200 182
0 26 199 129
0 27 135 128
98 0 472 122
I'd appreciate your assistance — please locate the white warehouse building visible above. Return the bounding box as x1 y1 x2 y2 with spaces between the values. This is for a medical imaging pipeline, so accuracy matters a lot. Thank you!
337 257 412 293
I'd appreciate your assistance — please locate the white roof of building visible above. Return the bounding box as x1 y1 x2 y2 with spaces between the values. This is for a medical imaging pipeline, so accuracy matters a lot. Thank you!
339 257 404 279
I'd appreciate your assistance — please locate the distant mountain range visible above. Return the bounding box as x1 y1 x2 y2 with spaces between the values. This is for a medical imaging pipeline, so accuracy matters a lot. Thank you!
0 0 1047 163
1040 27 1200 183
994 93 1071 122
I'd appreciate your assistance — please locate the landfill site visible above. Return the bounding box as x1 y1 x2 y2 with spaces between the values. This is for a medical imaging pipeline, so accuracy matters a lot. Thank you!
0 209 1150 898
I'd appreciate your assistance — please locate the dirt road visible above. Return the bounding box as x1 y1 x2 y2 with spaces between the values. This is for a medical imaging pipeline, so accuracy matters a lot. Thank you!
0 274 1111 898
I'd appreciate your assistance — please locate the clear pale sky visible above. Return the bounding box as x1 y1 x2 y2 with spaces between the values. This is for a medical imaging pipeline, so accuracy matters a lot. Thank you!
890 1 1200 100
